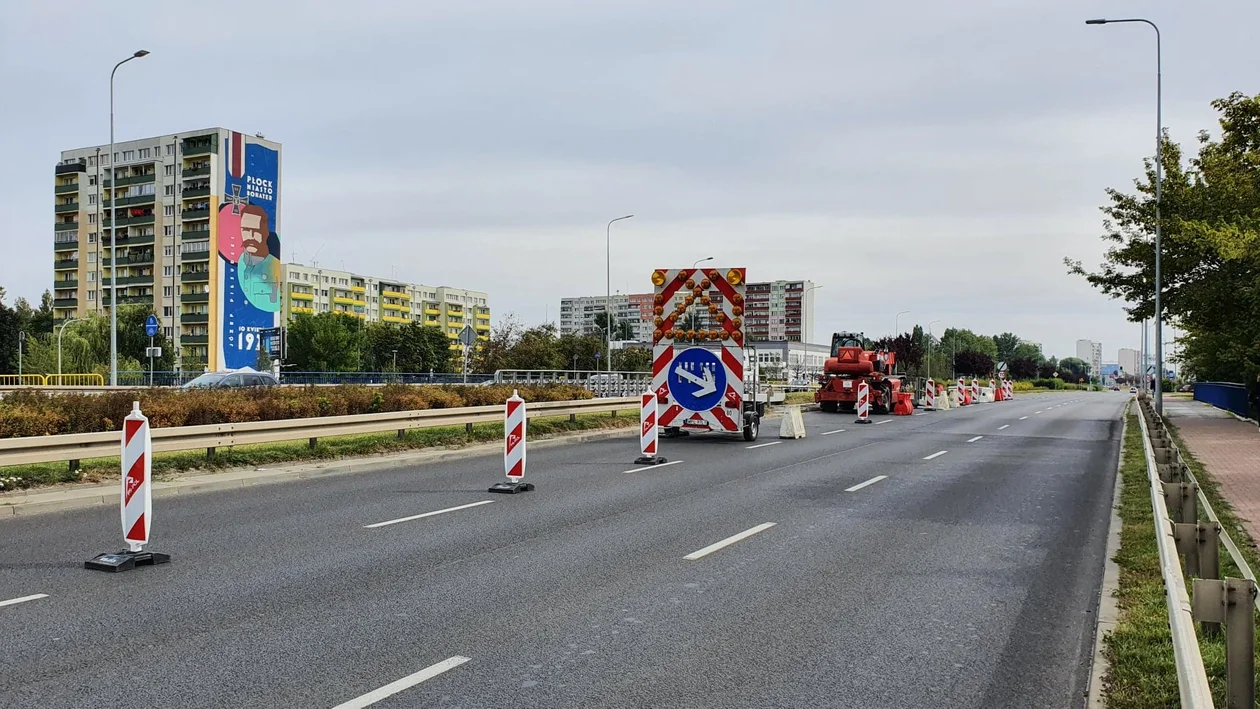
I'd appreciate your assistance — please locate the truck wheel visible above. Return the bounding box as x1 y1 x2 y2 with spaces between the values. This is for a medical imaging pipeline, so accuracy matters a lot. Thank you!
743 415 759 442
839 402 856 413
820 401 838 413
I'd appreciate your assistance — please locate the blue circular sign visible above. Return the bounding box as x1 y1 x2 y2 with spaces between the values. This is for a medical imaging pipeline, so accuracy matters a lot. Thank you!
668 347 727 412
145 314 160 338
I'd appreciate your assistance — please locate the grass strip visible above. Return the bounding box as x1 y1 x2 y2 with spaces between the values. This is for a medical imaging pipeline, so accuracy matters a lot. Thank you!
0 410 637 491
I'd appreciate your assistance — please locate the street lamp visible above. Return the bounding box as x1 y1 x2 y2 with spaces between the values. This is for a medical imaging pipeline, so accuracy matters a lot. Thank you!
927 319 941 379
58 317 84 376
800 285 823 378
1086 17 1163 414
108 49 150 387
894 310 910 337
692 256 714 269
605 214 633 372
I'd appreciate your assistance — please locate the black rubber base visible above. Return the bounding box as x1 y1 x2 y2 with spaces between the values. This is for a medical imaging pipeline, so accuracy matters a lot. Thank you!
488 481 535 494
854 418 873 424
634 455 669 465
84 550 171 573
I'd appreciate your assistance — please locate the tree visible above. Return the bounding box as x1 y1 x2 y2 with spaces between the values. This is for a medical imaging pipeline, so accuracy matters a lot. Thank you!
873 332 925 374
1012 341 1044 364
471 315 567 373
285 312 365 372
954 350 994 377
992 332 1020 365
1068 92 1260 384
612 346 652 372
557 332 603 371
1057 357 1090 382
0 294 17 375
592 311 635 341
1008 357 1039 380
940 328 997 359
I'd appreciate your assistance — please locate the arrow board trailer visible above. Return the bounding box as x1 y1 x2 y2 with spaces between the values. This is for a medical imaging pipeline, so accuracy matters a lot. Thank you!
650 267 765 442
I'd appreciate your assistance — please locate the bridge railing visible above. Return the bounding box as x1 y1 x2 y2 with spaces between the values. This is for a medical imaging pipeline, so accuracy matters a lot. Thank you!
1193 382 1252 418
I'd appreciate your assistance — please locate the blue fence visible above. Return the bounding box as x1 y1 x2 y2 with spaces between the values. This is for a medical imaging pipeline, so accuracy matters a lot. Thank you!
1193 382 1251 417
114 371 496 387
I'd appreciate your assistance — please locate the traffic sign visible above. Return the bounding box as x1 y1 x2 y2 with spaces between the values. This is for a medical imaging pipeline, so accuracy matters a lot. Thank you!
459 325 477 347
668 347 727 413
144 314 159 338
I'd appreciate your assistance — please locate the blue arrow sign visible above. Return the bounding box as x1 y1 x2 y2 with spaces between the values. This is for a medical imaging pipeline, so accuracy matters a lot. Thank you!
668 347 727 412
145 314 160 338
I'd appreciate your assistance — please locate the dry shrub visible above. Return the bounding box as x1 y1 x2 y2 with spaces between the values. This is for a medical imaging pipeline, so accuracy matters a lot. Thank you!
0 406 66 437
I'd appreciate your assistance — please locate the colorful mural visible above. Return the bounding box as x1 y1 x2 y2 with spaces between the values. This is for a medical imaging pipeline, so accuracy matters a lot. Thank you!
216 132 280 369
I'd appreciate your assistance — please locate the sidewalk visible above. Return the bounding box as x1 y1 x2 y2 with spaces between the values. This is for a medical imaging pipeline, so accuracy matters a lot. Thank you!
1165 397 1260 542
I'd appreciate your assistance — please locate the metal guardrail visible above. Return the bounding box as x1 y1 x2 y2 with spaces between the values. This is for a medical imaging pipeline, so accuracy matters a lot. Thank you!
1137 394 1258 708
0 397 639 470
494 370 653 398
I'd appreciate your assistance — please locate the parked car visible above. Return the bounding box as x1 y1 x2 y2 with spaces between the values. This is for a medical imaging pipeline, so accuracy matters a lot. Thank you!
1129 387 1138 394
182 371 279 389
1178 384 1193 393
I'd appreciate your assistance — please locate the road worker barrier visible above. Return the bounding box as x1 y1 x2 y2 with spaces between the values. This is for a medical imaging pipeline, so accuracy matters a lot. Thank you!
489 390 533 493
84 402 170 572
779 405 807 439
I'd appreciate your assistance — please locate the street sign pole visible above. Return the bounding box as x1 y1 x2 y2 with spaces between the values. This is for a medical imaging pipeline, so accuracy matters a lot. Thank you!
458 325 477 385
148 335 154 387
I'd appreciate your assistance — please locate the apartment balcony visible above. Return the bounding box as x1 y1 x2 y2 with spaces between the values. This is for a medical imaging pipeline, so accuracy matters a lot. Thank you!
108 275 153 286
290 305 314 315
55 160 87 175
181 249 210 262
350 285 366 293
476 311 491 320
182 208 211 221
104 194 155 209
54 279 79 290
54 201 79 213
475 322 490 331
55 220 79 232
182 226 212 239
113 214 155 227
181 292 210 303
104 252 154 266
289 291 314 301
53 298 78 309
103 295 153 306
181 134 218 156
182 187 211 198
180 313 209 324
333 296 365 306
183 164 211 177
54 258 79 270
381 290 410 300
381 315 409 324
116 233 156 247
181 334 209 345
105 173 156 188
181 270 210 283
55 182 79 194
424 307 441 315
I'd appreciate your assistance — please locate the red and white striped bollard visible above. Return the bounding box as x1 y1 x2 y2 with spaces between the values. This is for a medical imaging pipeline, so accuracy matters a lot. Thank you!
855 380 872 424
634 391 667 465
85 401 170 572
924 378 936 411
489 390 534 493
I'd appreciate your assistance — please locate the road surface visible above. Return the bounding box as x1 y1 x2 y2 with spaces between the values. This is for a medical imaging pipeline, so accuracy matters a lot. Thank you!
0 392 1125 708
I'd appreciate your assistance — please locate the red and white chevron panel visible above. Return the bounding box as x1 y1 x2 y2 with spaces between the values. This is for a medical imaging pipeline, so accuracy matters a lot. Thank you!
121 402 152 552
639 392 659 456
504 392 526 479
651 267 746 433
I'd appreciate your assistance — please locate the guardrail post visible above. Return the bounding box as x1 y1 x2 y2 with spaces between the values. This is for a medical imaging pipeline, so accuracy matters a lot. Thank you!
68 459 80 473
569 413 576 423
1201 521 1222 637
1163 482 1198 524
465 423 474 436
1175 523 1201 583
397 429 405 440
1225 578 1256 709
308 437 317 449
206 447 215 460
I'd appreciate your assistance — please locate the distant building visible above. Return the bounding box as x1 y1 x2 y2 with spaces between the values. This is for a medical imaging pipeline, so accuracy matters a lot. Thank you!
1076 339 1103 380
1118 348 1140 377
281 263 489 350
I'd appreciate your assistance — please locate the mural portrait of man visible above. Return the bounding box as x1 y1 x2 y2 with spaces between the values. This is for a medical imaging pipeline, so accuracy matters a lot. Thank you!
236 203 281 312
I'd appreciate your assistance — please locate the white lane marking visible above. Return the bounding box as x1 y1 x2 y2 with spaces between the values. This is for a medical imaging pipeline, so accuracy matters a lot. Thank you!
1035 410 1043 414
873 419 892 425
845 475 888 492
923 450 949 460
821 429 846 436
620 460 683 474
913 412 927 415
332 656 471 709
0 594 48 609
684 523 776 560
746 441 781 449
1019 416 1029 420
998 424 1010 430
364 500 495 529
967 436 983 443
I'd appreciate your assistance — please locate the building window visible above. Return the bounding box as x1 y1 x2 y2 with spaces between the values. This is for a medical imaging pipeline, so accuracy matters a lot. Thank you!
88 290 97 301
164 226 173 236
88 232 97 244
163 245 173 257
162 205 173 217
166 143 175 155
89 175 97 186
163 266 173 277
88 272 97 283
88 214 97 224
163 185 174 196
87 252 97 264
123 150 135 161
160 306 171 317
88 156 97 167
164 164 174 176
139 148 150 159
163 286 172 297
88 194 97 205
163 327 173 338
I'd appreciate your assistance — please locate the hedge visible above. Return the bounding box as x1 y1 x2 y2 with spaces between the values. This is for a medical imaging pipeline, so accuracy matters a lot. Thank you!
0 384 593 438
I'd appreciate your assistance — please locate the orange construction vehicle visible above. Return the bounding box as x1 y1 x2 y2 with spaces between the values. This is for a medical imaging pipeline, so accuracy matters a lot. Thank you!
814 332 908 414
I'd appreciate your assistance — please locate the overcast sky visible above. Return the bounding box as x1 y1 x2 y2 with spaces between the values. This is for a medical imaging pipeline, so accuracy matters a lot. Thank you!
2 0 1255 361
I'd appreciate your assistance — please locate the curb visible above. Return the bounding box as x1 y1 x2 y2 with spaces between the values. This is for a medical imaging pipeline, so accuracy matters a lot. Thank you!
0 424 637 518
1086 402 1127 707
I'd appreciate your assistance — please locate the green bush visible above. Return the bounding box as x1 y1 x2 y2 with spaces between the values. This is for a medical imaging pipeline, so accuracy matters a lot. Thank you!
0 384 595 438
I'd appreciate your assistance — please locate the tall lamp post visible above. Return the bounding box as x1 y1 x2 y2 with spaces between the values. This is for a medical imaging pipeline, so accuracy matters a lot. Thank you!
927 319 940 380
894 310 910 337
605 214 634 372
800 285 823 379
58 317 83 377
108 49 151 387
1086 17 1163 413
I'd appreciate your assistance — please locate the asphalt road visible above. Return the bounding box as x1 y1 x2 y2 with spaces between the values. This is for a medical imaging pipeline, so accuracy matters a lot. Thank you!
0 391 1126 709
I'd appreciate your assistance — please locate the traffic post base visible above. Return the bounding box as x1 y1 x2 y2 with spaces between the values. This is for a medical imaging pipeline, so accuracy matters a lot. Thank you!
85 549 170 573
634 454 669 465
488 481 534 494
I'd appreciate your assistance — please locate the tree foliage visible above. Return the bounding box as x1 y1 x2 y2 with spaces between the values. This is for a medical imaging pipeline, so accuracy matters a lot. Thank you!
592 311 635 341
1008 357 1039 380
1057 357 1090 382
362 321 453 373
285 312 365 372
1068 92 1260 384
953 350 994 377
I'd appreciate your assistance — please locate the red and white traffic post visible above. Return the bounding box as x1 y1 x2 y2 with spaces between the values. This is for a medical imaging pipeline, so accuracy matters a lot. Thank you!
489 390 534 493
957 378 968 406
85 401 170 572
634 391 667 465
923 378 936 411
971 378 981 404
855 380 872 424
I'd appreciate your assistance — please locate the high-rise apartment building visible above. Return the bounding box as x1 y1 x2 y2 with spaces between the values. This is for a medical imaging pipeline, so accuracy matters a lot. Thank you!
1117 348 1140 377
54 128 282 370
280 263 490 350
1076 339 1103 379
559 279 815 344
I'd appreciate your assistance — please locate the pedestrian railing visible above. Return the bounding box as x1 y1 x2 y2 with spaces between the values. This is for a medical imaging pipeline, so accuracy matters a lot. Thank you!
0 374 51 386
1136 394 1256 708
493 370 654 398
45 373 105 387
